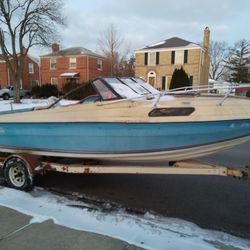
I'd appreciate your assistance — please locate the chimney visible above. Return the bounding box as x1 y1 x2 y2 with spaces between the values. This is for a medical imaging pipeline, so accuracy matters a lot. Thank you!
21 47 28 55
203 27 210 50
52 43 60 53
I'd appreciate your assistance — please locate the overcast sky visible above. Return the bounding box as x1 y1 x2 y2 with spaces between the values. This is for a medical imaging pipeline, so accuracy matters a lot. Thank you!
32 0 250 56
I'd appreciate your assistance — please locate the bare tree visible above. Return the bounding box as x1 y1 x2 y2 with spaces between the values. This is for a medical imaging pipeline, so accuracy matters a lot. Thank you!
209 40 230 80
98 24 123 76
0 0 64 103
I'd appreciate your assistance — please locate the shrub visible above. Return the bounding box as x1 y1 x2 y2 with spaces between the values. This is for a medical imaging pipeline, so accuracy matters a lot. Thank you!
31 85 41 98
31 84 59 98
169 67 191 90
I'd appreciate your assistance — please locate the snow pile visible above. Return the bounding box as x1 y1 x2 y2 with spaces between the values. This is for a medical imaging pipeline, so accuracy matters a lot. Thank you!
0 187 249 250
0 98 77 112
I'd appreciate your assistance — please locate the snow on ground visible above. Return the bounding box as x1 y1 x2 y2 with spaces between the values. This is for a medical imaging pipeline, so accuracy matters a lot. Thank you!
0 187 250 250
0 98 77 112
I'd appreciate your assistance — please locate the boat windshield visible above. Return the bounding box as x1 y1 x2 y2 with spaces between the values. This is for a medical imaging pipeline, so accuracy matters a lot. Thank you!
131 77 160 95
119 78 150 95
102 77 160 99
103 77 141 99
92 79 119 100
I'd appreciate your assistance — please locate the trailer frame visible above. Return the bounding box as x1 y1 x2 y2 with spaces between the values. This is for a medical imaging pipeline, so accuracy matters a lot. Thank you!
0 153 249 191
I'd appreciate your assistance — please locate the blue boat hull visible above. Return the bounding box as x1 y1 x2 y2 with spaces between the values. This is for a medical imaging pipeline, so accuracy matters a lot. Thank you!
0 119 249 161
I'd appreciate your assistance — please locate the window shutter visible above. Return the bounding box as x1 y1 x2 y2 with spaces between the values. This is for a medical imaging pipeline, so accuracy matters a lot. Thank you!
156 52 160 65
184 50 188 64
144 53 148 65
171 51 175 64
162 76 166 90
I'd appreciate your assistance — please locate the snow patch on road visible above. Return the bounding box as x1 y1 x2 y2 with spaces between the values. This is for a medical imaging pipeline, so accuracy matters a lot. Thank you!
0 187 249 250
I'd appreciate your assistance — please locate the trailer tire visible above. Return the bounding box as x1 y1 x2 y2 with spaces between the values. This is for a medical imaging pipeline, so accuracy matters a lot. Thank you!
4 156 34 191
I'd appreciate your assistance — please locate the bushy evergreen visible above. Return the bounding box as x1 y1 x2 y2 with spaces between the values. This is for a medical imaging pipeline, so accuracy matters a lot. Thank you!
31 84 59 98
31 81 96 100
169 67 191 90
225 39 250 83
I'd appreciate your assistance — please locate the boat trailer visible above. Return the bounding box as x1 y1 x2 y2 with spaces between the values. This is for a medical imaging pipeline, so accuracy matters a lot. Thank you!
0 153 249 191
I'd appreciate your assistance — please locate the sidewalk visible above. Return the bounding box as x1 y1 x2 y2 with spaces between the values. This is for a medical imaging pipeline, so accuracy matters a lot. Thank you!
0 206 144 250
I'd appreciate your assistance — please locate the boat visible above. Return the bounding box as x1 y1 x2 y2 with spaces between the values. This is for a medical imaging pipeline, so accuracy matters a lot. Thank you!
0 77 249 162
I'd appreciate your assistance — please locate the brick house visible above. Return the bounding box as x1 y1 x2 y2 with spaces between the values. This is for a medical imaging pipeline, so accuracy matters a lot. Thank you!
0 54 40 89
135 27 210 90
40 44 111 89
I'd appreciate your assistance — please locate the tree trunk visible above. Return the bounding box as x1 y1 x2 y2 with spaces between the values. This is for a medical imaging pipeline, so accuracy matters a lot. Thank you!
13 75 21 103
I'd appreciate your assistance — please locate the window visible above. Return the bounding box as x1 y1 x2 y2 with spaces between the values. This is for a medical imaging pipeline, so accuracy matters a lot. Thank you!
50 58 57 69
69 57 77 69
97 59 102 70
148 52 156 66
28 63 34 74
175 50 184 64
30 80 39 88
51 77 58 85
171 50 189 64
149 107 195 117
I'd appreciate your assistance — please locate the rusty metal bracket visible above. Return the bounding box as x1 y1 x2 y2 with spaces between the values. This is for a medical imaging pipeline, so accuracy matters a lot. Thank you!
240 166 250 179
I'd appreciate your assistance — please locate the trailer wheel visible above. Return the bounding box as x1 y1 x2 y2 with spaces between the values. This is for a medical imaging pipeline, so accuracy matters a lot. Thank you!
4 156 34 191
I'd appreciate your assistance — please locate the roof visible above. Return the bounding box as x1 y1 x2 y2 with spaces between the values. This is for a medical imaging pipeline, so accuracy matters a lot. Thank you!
0 53 39 64
137 37 202 51
28 55 39 64
40 47 105 58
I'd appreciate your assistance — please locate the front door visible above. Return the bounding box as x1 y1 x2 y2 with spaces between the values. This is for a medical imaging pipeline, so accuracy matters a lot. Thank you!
147 71 156 87
148 77 155 86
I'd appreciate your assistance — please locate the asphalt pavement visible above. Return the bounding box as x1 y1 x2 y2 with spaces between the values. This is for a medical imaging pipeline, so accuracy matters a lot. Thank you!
0 205 143 250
